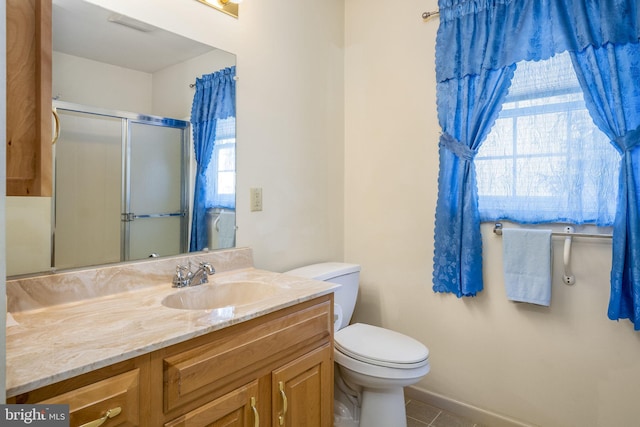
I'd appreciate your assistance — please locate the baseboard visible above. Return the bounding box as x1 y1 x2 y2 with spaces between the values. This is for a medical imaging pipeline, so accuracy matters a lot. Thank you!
404 386 537 427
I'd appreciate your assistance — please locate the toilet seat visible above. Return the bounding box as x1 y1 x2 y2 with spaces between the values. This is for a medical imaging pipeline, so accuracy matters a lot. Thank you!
335 323 429 369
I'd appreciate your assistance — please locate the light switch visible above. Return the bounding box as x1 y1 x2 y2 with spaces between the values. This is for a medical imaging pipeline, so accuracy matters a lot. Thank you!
250 187 263 211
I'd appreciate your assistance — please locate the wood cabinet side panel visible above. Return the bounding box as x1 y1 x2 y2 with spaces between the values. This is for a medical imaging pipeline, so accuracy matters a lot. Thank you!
6 0 52 196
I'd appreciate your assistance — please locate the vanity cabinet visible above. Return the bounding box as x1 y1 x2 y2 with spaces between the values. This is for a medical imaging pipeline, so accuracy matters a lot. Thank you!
6 0 53 196
8 295 334 427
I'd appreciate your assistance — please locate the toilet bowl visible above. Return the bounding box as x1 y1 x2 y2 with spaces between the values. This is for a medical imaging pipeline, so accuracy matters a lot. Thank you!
285 263 430 427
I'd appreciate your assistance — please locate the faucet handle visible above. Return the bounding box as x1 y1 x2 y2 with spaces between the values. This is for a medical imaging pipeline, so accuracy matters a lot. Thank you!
200 262 215 275
172 264 190 287
176 264 189 277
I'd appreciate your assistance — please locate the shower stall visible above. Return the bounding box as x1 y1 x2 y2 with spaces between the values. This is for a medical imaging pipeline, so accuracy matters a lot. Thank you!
52 101 190 270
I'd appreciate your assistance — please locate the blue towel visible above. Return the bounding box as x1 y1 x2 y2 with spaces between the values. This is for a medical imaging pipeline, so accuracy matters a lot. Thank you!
502 228 552 306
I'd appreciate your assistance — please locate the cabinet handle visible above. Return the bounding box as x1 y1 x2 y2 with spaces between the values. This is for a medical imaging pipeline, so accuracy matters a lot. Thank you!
52 108 60 145
78 407 122 427
250 396 259 427
278 381 288 426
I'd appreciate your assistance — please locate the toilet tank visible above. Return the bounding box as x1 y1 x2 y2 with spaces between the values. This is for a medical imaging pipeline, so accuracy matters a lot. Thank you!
285 262 361 330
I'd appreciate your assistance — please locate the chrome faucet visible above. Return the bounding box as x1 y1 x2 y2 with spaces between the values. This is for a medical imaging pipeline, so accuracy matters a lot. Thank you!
172 261 215 288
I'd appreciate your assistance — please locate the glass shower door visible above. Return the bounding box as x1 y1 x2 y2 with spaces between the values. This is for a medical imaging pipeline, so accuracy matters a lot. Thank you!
124 121 188 260
54 110 122 270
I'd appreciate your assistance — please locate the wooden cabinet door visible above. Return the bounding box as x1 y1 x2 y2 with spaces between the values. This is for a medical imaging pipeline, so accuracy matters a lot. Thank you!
272 344 333 427
164 380 260 427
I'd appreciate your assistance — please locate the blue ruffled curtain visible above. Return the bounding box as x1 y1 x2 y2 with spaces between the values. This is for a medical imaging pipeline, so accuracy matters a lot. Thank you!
570 43 640 328
433 0 640 327
433 68 515 296
190 66 236 252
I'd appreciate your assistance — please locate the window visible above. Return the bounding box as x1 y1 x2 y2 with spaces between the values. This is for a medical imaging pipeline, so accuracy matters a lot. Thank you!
476 52 620 226
205 117 236 209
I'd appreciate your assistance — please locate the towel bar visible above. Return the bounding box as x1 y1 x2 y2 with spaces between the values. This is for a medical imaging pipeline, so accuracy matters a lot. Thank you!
493 223 612 239
493 223 612 286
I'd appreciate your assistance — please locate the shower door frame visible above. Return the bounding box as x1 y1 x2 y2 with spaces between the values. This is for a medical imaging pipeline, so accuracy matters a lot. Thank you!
53 100 190 265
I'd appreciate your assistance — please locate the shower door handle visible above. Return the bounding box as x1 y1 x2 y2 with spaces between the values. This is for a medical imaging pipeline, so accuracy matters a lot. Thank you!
121 212 185 222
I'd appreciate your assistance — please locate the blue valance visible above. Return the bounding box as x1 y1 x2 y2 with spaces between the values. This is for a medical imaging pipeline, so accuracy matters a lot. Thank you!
436 0 640 83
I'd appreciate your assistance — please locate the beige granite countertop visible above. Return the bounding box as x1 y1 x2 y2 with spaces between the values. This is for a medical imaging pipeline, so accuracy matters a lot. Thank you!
5 248 338 397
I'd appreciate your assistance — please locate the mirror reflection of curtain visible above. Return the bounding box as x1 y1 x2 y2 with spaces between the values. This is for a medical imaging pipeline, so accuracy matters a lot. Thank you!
190 66 236 252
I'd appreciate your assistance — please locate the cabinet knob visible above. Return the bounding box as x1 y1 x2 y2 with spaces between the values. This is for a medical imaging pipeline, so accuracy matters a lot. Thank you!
78 407 122 427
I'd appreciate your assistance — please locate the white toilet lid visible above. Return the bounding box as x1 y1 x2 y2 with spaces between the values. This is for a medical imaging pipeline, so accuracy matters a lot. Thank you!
334 323 429 369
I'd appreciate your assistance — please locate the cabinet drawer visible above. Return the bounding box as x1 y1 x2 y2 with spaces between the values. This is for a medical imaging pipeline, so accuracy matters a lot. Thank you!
163 297 332 413
165 380 259 427
40 369 141 427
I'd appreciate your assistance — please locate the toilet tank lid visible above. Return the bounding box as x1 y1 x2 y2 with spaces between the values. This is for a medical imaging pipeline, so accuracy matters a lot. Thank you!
285 262 361 281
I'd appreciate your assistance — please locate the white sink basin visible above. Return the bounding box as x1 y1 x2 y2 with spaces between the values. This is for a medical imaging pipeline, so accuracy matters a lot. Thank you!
161 281 281 310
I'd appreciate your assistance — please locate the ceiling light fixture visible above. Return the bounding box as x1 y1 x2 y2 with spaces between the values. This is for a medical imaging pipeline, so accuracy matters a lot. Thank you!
197 0 241 19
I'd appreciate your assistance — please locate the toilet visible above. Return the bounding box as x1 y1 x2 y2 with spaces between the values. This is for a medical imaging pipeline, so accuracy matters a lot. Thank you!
285 262 430 427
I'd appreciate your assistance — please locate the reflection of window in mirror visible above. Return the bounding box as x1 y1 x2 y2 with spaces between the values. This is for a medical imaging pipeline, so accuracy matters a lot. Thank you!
205 117 236 209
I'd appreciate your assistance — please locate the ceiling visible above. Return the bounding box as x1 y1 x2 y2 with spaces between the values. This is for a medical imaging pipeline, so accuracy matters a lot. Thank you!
52 0 216 73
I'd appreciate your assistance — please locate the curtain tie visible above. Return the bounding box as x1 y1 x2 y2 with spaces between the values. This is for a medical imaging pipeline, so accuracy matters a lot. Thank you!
439 133 477 161
615 125 640 153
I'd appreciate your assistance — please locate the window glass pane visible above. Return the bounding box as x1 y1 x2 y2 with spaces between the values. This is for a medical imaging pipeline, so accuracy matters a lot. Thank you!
480 118 513 157
476 51 619 225
217 171 235 195
515 156 565 197
204 117 236 209
217 146 235 172
517 113 567 155
476 159 512 197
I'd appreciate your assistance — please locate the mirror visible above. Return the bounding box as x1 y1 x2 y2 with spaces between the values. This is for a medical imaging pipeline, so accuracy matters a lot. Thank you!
5 0 237 277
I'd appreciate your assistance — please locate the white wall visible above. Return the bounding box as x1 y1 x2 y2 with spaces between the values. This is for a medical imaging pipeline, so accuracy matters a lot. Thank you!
53 48 236 119
5 198 51 276
53 51 153 112
344 1 640 426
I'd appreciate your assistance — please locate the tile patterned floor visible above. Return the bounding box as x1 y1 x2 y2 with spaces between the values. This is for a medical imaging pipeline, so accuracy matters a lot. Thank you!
405 398 486 427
